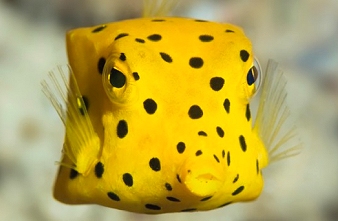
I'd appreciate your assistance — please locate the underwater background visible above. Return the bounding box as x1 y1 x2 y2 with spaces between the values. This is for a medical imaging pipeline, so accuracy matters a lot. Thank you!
1 0 338 220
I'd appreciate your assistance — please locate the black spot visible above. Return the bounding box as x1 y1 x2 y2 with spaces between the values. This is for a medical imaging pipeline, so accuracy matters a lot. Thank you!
198 131 207 136
210 77 225 91
177 142 186 154
232 186 244 196
149 158 161 171
223 98 230 113
199 35 214 42
122 173 133 187
92 25 107 33
256 159 259 174
117 120 128 138
145 204 161 210
227 151 230 166
166 196 180 202
201 196 212 201
115 33 129 41
189 57 204 68
143 99 157 114
176 174 181 183
239 135 247 152
119 53 126 61
165 183 172 191
109 68 126 88
195 150 202 156
233 174 239 183
97 57 106 74
188 105 203 119
225 29 234 33
152 19 166 22
160 52 173 63
147 34 162 41
94 162 104 178
135 38 145 43
246 104 251 121
195 19 207 22
216 126 224 138
240 50 250 62
182 208 197 212
218 202 232 208
107 192 120 201
78 96 89 116
69 168 78 179
132 72 140 81
213 154 220 163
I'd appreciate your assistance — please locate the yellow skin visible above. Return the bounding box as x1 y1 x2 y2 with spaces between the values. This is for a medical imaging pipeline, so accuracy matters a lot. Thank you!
53 17 269 213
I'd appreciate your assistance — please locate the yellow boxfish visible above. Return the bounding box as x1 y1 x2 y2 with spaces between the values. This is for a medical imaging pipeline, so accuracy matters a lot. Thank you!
42 0 301 214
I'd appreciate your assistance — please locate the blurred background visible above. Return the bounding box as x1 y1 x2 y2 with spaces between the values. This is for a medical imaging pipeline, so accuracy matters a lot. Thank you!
1 0 338 220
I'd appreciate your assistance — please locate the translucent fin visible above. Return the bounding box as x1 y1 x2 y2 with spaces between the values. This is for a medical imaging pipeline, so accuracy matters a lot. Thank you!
254 60 302 164
143 0 179 17
41 65 100 176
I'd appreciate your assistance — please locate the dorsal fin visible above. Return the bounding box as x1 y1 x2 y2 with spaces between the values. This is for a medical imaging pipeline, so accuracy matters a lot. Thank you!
143 0 179 17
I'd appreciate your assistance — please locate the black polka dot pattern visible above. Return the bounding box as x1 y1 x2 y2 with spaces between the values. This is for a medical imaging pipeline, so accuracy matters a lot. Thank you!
232 186 244 196
133 72 140 81
223 98 230 113
147 34 162 41
166 196 180 202
176 142 186 154
165 183 172 191
151 19 166 22
240 50 250 62
195 150 202 156
188 105 203 119
182 208 197 212
117 120 128 138
160 52 173 63
195 19 207 22
115 33 129 41
198 131 207 136
69 168 78 179
97 57 106 74
143 99 157 114
189 57 204 68
92 25 106 33
216 126 224 138
218 202 232 208
119 53 126 61
256 159 259 174
201 196 212 201
149 158 161 171
222 150 225 158
210 77 225 91
199 35 214 42
176 174 182 183
246 104 251 121
145 204 161 210
239 135 247 152
94 162 104 178
213 154 220 163
122 173 133 187
227 151 230 166
135 38 145 43
225 29 234 33
107 192 120 201
78 96 89 116
233 174 239 183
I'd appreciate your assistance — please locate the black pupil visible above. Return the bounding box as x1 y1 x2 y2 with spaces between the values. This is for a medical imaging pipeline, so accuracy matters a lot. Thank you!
247 66 258 86
109 68 126 88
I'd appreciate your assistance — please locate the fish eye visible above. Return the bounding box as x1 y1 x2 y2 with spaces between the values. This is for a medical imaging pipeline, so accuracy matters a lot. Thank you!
247 57 263 95
102 58 131 105
109 68 126 88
